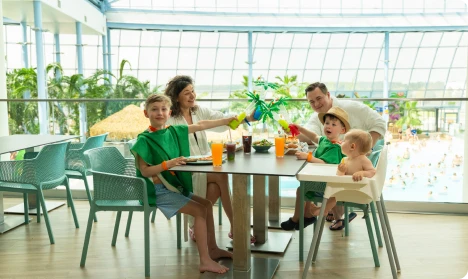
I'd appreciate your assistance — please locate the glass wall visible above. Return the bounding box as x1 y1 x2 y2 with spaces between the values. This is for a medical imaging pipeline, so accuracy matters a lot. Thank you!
3 23 467 205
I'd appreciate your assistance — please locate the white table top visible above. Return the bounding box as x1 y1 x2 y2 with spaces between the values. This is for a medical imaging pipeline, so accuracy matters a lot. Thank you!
0 135 79 154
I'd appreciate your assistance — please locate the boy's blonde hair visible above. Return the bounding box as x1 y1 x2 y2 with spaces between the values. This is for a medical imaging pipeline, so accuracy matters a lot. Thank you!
345 129 373 154
145 94 172 110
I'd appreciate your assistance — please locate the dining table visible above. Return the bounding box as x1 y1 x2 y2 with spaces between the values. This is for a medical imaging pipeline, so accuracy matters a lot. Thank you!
0 134 79 233
172 148 307 279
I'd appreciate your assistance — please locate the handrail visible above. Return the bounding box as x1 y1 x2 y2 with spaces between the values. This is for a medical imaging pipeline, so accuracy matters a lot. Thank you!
1 97 467 102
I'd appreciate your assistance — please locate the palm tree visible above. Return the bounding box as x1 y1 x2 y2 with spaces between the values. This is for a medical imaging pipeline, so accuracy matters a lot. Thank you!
107 59 150 115
7 68 39 134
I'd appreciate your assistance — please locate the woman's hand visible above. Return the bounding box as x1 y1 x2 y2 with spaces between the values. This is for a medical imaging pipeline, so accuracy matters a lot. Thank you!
352 171 365 181
168 156 187 169
224 115 238 126
295 151 308 160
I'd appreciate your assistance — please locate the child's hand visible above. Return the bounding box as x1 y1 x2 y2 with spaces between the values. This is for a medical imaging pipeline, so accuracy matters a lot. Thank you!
352 171 365 181
168 156 187 168
295 151 308 160
337 161 347 175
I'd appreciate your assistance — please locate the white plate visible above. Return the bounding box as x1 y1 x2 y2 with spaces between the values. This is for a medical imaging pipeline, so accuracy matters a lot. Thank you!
185 155 227 165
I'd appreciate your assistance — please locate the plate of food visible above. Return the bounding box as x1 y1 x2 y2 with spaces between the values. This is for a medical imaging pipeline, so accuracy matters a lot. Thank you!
184 155 227 165
252 139 274 153
284 141 308 155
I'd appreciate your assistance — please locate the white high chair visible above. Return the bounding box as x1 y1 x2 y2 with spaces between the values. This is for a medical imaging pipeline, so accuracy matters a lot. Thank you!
297 146 400 279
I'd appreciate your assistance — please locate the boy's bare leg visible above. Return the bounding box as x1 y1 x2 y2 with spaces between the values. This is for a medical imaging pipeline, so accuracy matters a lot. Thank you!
179 198 230 274
206 173 234 233
190 195 233 260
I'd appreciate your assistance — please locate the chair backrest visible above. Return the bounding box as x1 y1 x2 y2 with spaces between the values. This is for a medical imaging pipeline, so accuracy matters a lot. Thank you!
372 145 388 198
82 133 108 151
84 146 134 176
35 141 69 189
85 146 145 204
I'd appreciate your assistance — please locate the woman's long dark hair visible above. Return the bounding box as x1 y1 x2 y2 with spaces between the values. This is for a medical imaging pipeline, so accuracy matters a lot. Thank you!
164 75 198 117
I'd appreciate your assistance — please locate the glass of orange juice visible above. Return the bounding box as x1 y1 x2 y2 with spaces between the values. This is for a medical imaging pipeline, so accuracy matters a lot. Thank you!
211 141 224 167
275 135 285 158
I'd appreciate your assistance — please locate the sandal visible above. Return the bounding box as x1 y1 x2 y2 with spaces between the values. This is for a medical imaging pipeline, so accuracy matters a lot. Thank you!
329 212 357 231
326 212 334 222
228 231 256 244
189 227 196 242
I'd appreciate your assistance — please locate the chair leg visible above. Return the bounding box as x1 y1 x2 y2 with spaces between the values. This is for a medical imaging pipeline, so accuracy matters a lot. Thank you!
65 178 79 228
112 211 122 246
218 198 223 225
38 190 54 244
80 207 96 267
151 209 156 223
302 198 328 279
299 183 305 262
36 194 41 223
23 193 29 224
380 195 401 272
125 211 133 237
83 175 98 222
370 201 383 247
376 201 397 279
344 205 349 237
364 206 380 267
311 207 327 263
176 213 181 249
144 209 151 277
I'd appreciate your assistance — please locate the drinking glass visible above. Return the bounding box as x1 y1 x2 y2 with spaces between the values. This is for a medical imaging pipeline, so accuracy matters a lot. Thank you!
242 132 252 154
211 141 224 167
226 142 236 161
275 135 285 158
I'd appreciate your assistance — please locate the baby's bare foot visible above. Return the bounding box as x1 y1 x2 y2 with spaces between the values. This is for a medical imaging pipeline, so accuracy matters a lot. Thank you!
209 248 233 260
199 260 229 274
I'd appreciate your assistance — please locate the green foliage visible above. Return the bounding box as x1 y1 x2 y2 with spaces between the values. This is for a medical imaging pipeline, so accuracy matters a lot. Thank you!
6 59 158 136
395 101 422 128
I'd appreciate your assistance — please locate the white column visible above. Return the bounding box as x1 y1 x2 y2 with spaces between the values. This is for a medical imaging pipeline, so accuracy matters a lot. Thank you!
0 1 9 142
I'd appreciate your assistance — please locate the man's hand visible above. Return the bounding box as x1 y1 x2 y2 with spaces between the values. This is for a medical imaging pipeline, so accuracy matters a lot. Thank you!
352 171 365 181
295 151 308 160
168 156 187 168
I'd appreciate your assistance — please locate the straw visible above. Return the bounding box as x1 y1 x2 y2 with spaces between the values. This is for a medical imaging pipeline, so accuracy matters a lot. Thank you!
228 129 233 143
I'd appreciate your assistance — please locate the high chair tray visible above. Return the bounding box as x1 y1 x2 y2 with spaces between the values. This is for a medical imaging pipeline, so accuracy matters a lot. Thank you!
296 163 373 185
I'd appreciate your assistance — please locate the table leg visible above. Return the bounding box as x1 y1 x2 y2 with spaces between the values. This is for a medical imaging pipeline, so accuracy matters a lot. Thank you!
0 192 29 233
253 175 267 244
268 176 280 228
232 174 251 272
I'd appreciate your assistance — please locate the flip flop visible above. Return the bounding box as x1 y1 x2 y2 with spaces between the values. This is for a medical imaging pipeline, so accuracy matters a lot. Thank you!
326 212 334 222
228 231 256 243
329 212 357 231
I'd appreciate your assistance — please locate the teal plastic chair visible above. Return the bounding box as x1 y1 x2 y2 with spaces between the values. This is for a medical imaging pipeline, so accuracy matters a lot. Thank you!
298 142 385 261
80 146 154 277
65 133 108 222
0 141 79 244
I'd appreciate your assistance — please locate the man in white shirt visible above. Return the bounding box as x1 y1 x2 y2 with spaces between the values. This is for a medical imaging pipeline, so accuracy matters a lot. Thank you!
297 82 386 230
299 82 386 147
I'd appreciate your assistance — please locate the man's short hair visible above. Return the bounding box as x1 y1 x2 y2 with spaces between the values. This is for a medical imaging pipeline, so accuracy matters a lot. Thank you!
145 94 172 110
305 82 328 95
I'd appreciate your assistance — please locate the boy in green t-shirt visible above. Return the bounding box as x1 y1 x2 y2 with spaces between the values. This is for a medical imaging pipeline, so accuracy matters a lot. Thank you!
281 107 350 231
131 94 236 274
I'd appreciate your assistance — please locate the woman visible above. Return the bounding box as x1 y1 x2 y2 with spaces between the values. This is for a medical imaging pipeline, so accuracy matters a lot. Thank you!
165 75 255 243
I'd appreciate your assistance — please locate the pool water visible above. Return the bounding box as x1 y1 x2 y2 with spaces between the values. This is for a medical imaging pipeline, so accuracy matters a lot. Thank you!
279 137 465 203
